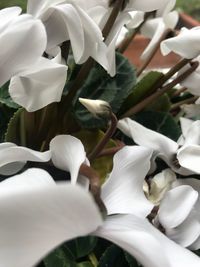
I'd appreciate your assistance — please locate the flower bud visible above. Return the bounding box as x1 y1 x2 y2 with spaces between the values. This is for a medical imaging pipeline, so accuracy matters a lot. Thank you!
79 98 111 118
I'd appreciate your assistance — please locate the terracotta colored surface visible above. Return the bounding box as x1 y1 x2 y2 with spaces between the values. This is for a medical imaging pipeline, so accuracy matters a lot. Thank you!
179 13 200 28
123 34 181 69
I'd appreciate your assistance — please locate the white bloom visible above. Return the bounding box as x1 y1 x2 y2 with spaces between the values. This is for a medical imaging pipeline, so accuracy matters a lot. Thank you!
0 7 47 87
182 103 200 119
0 168 102 267
140 10 178 61
9 47 68 111
1 137 200 266
27 0 109 70
161 27 200 59
118 117 200 174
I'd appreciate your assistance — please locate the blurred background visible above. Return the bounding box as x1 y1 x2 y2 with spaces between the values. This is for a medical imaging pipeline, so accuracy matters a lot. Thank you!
0 0 200 21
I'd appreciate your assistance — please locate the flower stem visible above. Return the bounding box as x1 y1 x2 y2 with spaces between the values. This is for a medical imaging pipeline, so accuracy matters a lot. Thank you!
136 29 172 77
88 112 118 161
121 61 199 117
79 164 107 215
170 96 198 111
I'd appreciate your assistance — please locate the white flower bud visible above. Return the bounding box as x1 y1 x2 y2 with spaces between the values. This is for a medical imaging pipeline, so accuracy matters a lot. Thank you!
79 98 111 118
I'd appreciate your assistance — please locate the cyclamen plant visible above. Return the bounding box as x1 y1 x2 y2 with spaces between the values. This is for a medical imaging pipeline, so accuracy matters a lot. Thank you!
0 0 200 266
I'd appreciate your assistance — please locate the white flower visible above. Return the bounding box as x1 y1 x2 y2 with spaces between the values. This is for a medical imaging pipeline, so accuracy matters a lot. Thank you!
9 46 68 111
0 7 47 87
140 11 178 61
118 117 200 174
0 168 102 267
27 0 109 70
1 136 200 266
161 26 200 59
182 102 200 119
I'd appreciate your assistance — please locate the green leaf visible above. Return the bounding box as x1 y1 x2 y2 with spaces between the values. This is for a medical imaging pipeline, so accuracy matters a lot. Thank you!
74 52 136 128
44 248 76 267
64 236 97 260
134 110 181 141
77 262 93 267
4 108 24 144
98 245 129 267
0 82 19 109
146 94 171 112
119 71 163 115
124 253 140 267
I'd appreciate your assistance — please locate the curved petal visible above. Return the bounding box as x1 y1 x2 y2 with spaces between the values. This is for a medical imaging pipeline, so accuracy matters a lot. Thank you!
182 120 200 146
126 0 169 12
50 135 86 184
126 11 144 29
166 213 200 248
0 7 21 30
0 176 102 267
161 27 200 59
0 143 51 175
0 14 47 87
0 168 55 191
177 145 200 174
101 146 154 217
95 214 200 267
117 118 178 164
158 185 198 228
9 56 67 112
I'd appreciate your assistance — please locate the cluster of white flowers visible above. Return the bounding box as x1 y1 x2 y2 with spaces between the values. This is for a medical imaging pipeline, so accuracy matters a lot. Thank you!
0 0 200 267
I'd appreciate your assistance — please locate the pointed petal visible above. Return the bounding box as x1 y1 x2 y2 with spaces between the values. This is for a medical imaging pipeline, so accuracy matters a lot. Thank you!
182 120 200 146
158 185 198 228
117 118 178 164
0 143 51 175
0 7 21 29
101 146 154 217
0 175 102 267
177 145 200 174
50 135 86 184
9 56 67 112
126 0 169 12
0 14 47 86
95 214 200 267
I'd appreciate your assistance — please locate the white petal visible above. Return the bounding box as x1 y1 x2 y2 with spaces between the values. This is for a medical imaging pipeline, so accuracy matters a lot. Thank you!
0 7 21 30
0 180 102 267
177 145 200 174
118 118 178 165
0 143 51 175
161 27 200 59
101 146 154 217
166 213 200 247
158 185 198 228
126 11 144 29
50 135 86 184
182 104 200 119
9 57 67 112
0 14 47 86
126 0 169 12
0 168 55 191
182 120 200 146
95 214 200 267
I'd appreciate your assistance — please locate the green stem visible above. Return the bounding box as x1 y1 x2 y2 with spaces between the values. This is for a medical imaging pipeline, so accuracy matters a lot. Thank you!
121 61 199 118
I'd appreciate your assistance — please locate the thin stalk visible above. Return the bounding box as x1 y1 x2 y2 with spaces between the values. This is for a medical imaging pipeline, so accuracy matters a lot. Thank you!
98 145 124 157
88 112 118 161
61 40 71 63
89 253 98 267
172 87 187 97
118 12 152 54
170 96 198 111
79 164 107 215
136 29 172 77
121 61 199 118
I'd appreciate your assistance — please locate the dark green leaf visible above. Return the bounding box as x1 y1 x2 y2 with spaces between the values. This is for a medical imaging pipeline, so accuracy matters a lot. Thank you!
74 52 136 128
124 252 140 267
0 82 19 109
77 261 93 267
135 110 181 141
64 236 97 260
119 71 163 115
98 245 129 267
44 248 76 267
